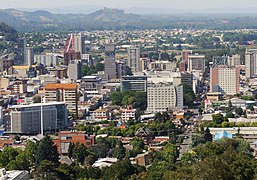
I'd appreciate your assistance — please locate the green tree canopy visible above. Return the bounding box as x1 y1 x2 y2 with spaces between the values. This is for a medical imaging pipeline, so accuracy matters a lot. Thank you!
35 136 59 166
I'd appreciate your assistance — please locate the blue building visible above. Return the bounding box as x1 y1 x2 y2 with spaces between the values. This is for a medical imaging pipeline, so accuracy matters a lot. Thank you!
214 130 233 141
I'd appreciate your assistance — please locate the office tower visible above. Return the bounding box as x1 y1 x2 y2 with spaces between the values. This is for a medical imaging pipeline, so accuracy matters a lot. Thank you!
148 61 176 71
34 54 59 66
116 61 126 79
147 83 183 113
245 49 257 79
25 47 34 66
0 54 14 72
182 50 192 61
74 33 86 56
68 60 82 81
128 47 140 73
228 54 241 66
121 76 147 92
210 66 240 95
212 56 228 66
173 72 193 87
9 102 68 134
104 44 117 79
44 84 78 119
188 54 205 73
64 51 81 66
178 60 187 72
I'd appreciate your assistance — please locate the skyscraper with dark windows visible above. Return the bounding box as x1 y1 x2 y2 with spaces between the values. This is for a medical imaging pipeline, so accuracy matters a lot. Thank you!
104 44 117 79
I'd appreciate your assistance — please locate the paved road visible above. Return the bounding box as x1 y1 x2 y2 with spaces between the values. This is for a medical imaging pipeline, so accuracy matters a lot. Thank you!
178 132 192 160
177 127 193 160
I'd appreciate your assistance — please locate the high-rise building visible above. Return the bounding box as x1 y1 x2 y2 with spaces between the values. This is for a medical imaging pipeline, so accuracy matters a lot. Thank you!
64 51 81 66
173 72 193 87
212 55 228 66
188 54 205 73
210 66 240 95
128 47 140 73
245 49 257 79
121 76 147 92
25 47 34 66
147 83 183 113
74 33 86 56
104 44 117 79
9 102 68 134
0 54 14 72
68 60 82 81
34 54 59 66
148 61 176 71
44 84 78 119
182 50 192 61
116 61 126 79
228 54 241 66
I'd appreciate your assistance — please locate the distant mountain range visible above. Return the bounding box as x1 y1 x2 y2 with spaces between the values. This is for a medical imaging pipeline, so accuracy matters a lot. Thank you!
1 8 257 32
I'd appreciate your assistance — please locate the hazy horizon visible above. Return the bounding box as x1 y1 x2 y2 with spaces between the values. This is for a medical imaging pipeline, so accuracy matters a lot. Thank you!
1 0 257 13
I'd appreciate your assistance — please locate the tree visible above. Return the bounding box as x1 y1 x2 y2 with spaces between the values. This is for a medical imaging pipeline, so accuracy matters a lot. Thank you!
235 107 244 116
203 127 213 142
0 147 20 167
130 138 145 156
212 113 224 124
112 141 126 160
68 143 74 159
103 159 136 180
24 140 38 166
33 160 66 180
33 96 41 103
72 143 90 164
35 136 59 166
6 153 29 170
247 104 254 111
226 111 235 118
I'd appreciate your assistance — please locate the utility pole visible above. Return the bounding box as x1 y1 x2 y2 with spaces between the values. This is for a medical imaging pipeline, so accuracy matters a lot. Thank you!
41 95 44 136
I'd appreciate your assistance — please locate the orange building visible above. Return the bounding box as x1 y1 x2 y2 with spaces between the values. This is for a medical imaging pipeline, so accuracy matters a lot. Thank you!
44 83 78 118
53 131 95 155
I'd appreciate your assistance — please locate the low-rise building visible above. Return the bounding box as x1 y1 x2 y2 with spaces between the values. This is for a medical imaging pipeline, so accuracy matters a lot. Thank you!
121 106 137 121
91 108 110 121
53 131 95 155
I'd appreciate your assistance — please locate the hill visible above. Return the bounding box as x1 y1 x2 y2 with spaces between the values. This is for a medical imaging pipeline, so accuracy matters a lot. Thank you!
1 8 257 32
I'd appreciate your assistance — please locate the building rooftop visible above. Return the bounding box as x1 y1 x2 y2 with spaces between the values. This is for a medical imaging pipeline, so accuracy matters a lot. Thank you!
12 65 36 69
9 102 66 109
44 83 77 90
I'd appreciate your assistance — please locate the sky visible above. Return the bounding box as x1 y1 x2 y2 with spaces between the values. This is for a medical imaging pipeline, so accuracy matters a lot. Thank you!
0 0 257 12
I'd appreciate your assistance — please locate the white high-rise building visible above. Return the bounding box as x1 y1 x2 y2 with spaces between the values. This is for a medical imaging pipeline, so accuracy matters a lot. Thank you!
147 83 183 113
128 47 140 73
34 54 59 66
228 54 241 66
68 60 82 81
25 47 34 66
210 66 240 95
74 33 85 56
245 49 257 79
